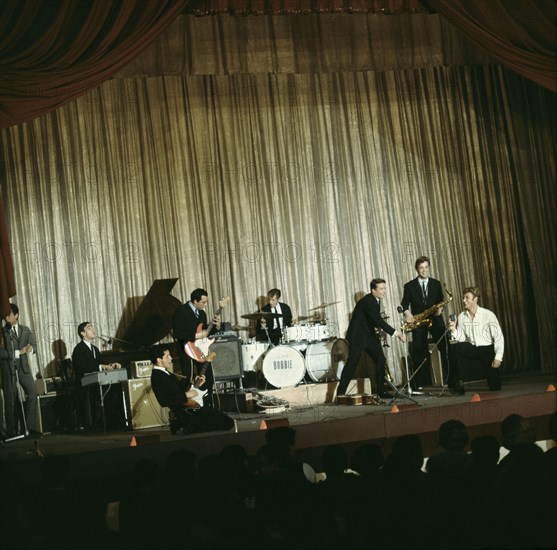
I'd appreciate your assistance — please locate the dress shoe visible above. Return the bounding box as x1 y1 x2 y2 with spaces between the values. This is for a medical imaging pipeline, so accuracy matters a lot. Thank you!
169 420 181 435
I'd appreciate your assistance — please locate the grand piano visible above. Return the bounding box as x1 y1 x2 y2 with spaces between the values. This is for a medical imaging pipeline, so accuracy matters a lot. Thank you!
100 278 183 372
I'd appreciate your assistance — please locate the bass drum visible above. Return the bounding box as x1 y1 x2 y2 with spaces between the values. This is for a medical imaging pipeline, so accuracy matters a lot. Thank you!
305 338 350 382
262 345 306 388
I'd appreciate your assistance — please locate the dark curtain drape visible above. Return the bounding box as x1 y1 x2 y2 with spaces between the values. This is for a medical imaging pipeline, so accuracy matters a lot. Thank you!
427 0 557 92
0 0 188 312
0 0 188 129
0 197 16 317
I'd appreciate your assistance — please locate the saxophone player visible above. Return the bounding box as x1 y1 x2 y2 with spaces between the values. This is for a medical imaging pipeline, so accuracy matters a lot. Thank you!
400 256 450 391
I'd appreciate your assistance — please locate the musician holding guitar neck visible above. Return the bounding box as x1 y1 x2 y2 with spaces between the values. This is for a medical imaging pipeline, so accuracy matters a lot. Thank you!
172 288 222 408
150 348 234 435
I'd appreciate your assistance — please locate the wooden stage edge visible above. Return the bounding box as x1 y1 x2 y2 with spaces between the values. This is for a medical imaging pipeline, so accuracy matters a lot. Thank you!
1 373 555 481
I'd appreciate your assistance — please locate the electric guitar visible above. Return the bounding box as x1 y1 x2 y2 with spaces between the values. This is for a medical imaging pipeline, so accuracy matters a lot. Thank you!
184 361 212 409
184 296 230 363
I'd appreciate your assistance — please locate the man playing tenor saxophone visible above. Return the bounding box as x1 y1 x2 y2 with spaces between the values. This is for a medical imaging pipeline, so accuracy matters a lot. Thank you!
400 256 451 391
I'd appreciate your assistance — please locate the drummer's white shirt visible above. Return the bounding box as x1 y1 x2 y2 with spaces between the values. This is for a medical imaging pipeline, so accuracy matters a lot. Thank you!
271 303 283 329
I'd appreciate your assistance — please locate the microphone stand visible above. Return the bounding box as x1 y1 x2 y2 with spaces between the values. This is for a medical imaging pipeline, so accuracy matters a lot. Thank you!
401 318 450 397
5 330 29 442
388 310 418 405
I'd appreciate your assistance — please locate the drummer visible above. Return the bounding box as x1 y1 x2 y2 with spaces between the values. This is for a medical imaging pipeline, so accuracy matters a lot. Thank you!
256 288 293 346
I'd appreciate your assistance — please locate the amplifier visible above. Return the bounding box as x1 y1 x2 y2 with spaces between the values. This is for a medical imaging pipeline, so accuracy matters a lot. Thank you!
35 377 65 395
130 360 154 379
121 379 169 430
211 338 243 381
37 393 73 433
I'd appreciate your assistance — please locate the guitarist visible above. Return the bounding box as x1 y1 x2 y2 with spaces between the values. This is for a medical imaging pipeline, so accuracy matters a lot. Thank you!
172 288 221 408
150 348 234 435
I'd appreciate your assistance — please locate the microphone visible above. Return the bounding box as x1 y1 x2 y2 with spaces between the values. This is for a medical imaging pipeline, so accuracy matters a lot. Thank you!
98 335 113 344
449 313 456 323
397 306 404 314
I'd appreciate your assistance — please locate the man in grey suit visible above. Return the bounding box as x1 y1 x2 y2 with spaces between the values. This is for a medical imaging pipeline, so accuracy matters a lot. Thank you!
1 303 40 437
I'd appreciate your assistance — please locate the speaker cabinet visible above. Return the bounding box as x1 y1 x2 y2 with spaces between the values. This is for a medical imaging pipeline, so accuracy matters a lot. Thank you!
211 338 243 381
37 393 73 433
121 379 169 430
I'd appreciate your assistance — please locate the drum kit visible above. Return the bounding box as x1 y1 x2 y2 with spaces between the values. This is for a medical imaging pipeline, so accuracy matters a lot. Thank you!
237 301 347 388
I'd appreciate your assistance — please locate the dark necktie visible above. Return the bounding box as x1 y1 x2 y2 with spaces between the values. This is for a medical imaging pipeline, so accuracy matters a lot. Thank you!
422 282 427 303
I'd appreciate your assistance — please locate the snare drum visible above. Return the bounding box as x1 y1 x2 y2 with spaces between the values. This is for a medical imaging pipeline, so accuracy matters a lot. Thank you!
306 323 330 342
241 342 269 372
262 345 306 388
306 338 349 381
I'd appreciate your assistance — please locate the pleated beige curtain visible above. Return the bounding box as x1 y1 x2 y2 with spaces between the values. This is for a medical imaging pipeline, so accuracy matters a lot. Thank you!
1 14 555 380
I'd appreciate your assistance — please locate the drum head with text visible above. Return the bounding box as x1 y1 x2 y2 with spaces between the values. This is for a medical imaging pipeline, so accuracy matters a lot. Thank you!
262 345 306 388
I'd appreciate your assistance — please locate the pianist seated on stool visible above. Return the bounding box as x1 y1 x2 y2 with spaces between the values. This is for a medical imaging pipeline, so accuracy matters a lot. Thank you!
71 322 122 429
150 347 234 435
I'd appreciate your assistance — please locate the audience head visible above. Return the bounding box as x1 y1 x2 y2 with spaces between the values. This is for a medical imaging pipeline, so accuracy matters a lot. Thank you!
438 419 468 451
350 443 384 476
501 414 535 450
548 411 557 443
265 426 297 449
321 445 347 478
471 435 500 468
392 434 424 471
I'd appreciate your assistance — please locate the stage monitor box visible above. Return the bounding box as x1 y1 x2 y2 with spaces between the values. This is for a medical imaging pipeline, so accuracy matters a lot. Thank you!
121 379 169 430
211 338 243 381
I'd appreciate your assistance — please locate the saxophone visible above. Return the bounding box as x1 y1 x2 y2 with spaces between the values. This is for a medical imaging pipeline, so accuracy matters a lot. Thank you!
401 286 453 332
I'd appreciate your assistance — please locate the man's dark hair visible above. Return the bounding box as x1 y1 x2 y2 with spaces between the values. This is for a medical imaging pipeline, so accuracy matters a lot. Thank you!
77 322 90 339
149 347 169 365
370 278 386 291
9 303 19 316
415 256 430 270
190 288 208 303
267 288 281 299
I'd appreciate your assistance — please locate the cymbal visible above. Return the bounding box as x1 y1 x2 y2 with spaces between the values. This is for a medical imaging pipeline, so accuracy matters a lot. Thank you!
296 313 326 323
232 324 250 331
308 301 340 311
241 312 283 320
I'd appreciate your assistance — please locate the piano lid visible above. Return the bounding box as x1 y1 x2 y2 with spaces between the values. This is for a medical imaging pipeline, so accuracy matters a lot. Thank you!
117 278 182 349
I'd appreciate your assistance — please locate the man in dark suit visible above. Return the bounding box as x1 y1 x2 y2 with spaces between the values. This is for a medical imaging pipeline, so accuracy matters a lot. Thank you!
1 303 40 437
150 347 234 435
172 288 221 407
256 288 293 346
400 256 450 390
71 322 121 429
337 279 405 399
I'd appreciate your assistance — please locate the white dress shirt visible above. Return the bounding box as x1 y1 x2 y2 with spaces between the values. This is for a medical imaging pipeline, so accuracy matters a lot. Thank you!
452 306 505 361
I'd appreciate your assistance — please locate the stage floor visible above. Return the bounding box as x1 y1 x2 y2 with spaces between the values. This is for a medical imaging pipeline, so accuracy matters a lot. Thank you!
1 372 555 481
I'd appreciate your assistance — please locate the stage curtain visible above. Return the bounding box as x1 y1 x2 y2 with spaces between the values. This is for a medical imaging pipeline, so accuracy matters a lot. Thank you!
0 197 16 317
426 0 557 92
0 0 188 129
1 14 555 380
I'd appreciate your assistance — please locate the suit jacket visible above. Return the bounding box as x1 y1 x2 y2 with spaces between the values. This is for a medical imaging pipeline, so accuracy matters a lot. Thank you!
71 340 102 378
256 302 293 340
173 302 216 344
3 323 36 375
346 294 395 347
401 277 444 316
151 368 190 409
